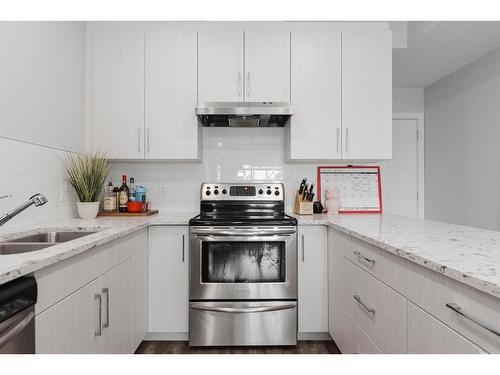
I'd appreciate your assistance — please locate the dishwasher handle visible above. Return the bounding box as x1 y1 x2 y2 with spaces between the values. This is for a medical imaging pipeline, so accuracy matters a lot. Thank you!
0 309 35 349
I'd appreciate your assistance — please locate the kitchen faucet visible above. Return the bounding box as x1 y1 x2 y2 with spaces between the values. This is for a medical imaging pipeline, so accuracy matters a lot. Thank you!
0 193 48 227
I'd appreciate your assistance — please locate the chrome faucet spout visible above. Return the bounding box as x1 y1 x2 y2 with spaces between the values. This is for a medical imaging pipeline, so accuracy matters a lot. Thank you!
0 193 48 227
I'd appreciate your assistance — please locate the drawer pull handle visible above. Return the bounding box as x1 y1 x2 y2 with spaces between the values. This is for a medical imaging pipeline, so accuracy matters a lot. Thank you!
446 303 500 338
95 293 102 337
353 295 376 314
102 287 110 328
353 250 376 265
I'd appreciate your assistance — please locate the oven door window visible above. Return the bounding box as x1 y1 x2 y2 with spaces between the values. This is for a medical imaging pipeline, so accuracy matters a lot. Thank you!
201 241 286 283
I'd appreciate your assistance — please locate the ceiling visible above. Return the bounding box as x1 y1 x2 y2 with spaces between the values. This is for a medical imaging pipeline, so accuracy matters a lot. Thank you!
393 21 500 88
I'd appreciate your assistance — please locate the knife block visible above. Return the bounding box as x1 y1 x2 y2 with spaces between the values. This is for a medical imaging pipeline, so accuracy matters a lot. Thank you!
294 191 314 215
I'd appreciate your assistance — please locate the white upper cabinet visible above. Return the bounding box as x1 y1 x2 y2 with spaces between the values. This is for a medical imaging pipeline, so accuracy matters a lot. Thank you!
91 25 145 159
145 28 200 160
288 29 342 161
244 29 290 102
198 27 290 103
198 29 244 102
342 29 392 160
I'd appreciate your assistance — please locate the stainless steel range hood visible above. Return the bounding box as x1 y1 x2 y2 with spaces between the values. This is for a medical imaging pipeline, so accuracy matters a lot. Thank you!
195 102 293 127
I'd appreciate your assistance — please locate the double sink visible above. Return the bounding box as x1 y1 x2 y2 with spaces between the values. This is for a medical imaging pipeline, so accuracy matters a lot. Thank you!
0 231 98 255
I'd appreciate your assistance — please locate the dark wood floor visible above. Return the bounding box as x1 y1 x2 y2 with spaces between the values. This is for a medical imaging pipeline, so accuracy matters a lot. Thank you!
135 340 341 354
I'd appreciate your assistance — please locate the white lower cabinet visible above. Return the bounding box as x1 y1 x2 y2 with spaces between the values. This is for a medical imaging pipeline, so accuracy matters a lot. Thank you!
298 226 328 333
35 230 147 354
148 226 189 336
407 301 485 354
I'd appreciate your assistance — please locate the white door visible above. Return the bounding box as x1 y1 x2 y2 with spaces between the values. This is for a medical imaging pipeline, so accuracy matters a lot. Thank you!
91 25 145 159
244 29 290 102
198 29 244 102
383 118 419 218
132 230 148 351
148 226 189 333
342 30 392 160
298 226 328 333
145 28 200 160
288 29 342 161
99 258 133 354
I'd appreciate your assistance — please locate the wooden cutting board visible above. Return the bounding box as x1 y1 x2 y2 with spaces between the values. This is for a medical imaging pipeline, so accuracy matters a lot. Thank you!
97 209 159 217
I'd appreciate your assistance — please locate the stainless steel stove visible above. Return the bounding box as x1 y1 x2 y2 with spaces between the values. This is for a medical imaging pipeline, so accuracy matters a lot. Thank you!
189 182 297 347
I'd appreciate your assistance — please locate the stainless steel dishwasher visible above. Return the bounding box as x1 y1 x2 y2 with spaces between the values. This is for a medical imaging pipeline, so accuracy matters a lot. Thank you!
0 276 37 354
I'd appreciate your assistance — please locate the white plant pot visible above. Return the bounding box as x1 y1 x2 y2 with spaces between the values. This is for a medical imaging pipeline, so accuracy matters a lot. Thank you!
76 201 100 220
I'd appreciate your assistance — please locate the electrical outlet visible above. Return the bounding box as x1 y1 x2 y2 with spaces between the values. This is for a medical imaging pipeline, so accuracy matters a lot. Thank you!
59 180 72 202
159 184 168 197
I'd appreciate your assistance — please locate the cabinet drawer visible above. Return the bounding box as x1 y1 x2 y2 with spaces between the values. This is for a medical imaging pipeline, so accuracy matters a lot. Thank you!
341 256 406 353
352 316 382 354
406 262 500 353
407 301 485 354
336 230 407 295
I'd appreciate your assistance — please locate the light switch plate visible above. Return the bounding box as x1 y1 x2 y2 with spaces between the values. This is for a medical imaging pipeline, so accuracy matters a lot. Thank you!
159 184 168 197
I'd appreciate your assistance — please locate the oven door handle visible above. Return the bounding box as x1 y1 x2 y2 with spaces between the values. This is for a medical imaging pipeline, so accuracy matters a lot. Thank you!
190 303 296 314
191 229 296 236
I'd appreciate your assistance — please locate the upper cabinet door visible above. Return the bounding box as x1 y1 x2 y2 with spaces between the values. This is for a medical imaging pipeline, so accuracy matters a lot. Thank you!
288 29 342 161
198 29 244 102
342 29 392 160
145 28 200 160
244 29 290 102
91 25 145 159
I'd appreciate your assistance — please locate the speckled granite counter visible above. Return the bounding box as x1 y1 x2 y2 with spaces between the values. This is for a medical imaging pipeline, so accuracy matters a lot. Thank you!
0 212 196 285
292 213 500 299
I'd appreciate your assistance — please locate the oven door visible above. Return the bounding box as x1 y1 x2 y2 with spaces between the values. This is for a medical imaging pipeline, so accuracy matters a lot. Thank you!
190 226 297 300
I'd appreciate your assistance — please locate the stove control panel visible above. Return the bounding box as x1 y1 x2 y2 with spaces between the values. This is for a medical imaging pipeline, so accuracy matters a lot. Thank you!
201 183 284 201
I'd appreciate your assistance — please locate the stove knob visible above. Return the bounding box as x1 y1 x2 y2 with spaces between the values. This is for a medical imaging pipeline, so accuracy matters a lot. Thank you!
206 190 211 196
266 189 272 195
274 190 280 196
214 189 219 195
258 189 263 195
222 189 227 194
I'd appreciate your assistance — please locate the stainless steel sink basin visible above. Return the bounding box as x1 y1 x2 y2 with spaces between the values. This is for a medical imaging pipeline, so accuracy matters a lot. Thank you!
0 243 53 255
0 230 99 255
9 231 98 243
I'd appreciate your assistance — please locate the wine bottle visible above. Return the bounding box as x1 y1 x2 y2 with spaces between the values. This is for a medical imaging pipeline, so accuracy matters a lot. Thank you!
118 175 129 212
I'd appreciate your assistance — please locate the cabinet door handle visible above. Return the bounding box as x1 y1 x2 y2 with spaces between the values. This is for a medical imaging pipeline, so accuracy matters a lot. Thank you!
353 250 376 265
237 72 242 97
138 128 141 153
147 128 150 153
182 234 185 262
247 71 251 98
102 287 110 328
353 295 376 314
345 128 349 153
446 303 500 338
95 293 102 337
336 128 340 154
301 234 305 262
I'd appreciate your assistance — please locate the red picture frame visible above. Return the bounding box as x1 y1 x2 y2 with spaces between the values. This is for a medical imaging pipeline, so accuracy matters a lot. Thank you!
317 165 383 214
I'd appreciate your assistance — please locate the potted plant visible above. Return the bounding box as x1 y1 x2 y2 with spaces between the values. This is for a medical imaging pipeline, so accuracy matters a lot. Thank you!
63 151 111 219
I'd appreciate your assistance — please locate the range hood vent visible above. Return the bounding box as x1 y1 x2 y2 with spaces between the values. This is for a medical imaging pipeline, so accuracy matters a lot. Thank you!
195 102 293 127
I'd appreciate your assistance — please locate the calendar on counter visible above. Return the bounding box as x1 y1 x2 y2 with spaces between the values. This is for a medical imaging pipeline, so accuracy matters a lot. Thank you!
317 166 382 213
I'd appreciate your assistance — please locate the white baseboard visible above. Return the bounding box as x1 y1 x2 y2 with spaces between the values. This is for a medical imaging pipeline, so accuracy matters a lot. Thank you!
145 332 189 341
297 332 332 340
144 332 332 341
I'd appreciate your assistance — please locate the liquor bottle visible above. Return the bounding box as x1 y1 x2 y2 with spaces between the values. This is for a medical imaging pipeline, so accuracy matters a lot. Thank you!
129 177 136 202
118 175 129 212
103 181 116 212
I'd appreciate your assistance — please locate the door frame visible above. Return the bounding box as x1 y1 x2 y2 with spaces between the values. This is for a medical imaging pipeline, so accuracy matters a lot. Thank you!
392 113 425 219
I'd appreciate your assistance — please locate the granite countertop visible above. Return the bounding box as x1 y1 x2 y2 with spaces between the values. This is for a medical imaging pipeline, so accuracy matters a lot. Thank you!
0 212 196 285
292 213 500 299
1 211 499 301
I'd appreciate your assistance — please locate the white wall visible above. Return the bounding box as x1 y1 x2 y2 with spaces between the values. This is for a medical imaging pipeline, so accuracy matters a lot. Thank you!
393 87 424 113
113 128 339 213
0 22 86 231
425 46 500 231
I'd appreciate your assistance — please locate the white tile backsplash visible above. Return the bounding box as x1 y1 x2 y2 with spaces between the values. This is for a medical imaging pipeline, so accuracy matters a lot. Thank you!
112 128 331 213
0 137 77 232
